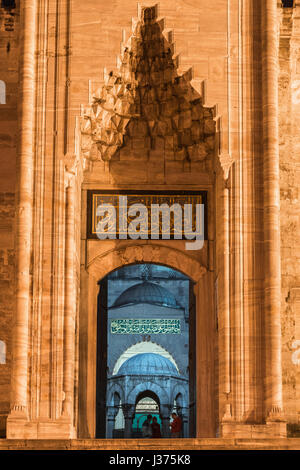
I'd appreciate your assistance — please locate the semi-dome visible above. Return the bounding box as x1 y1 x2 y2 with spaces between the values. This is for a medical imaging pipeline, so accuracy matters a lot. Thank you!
111 281 180 308
117 353 179 376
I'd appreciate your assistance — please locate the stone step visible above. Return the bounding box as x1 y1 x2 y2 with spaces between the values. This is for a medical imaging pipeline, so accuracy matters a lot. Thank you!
0 438 300 450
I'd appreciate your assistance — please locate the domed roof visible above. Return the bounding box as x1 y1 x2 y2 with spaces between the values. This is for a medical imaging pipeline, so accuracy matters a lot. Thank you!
117 353 179 376
111 281 180 309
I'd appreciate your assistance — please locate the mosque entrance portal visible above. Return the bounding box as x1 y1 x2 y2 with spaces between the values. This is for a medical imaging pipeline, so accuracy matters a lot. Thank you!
95 263 196 438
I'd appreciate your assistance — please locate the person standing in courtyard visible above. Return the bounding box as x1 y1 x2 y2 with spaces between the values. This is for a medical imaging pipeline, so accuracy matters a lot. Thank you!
170 412 182 438
142 414 152 438
151 416 162 438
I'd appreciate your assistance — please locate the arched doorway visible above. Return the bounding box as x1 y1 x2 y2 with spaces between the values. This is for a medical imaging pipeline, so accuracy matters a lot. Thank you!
134 393 160 438
78 244 216 439
96 263 194 438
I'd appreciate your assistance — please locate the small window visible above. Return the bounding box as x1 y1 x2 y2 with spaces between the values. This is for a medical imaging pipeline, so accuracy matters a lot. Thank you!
282 0 294 7
1 0 16 8
0 341 6 364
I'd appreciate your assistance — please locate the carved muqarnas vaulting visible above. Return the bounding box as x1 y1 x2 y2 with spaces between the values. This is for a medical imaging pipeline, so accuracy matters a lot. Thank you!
80 5 216 163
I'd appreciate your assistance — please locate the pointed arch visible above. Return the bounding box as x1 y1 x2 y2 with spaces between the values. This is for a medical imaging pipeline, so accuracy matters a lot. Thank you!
170 383 189 405
112 341 179 375
106 382 125 406
127 381 170 406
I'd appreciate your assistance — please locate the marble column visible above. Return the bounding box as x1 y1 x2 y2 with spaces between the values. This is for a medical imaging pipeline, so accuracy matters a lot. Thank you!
219 183 232 423
261 0 284 420
122 404 134 438
181 410 189 438
9 0 37 420
62 181 76 418
106 406 118 438
223 186 230 396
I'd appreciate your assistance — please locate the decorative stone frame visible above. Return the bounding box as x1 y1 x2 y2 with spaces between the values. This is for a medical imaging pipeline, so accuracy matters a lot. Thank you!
5 0 289 442
78 243 216 438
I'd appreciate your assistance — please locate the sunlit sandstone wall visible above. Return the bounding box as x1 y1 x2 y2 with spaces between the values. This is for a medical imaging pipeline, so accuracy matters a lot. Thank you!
3 0 299 439
71 0 236 292
71 0 234 181
0 1 19 436
74 0 234 436
74 0 300 432
279 4 300 433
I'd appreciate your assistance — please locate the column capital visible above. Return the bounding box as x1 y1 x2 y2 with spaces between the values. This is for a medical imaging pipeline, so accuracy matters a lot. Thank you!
160 404 172 417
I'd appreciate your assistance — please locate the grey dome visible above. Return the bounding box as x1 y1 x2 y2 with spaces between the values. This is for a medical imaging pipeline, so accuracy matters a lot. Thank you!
117 353 179 376
111 281 180 308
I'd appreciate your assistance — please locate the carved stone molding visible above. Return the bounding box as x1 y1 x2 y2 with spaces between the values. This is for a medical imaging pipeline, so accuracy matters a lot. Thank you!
80 6 216 166
218 152 234 180
64 152 78 173
87 244 206 282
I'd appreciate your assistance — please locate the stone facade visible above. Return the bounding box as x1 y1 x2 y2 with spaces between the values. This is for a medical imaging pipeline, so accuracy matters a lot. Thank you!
0 0 299 447
0 0 18 437
104 266 190 437
278 5 300 435
0 193 14 437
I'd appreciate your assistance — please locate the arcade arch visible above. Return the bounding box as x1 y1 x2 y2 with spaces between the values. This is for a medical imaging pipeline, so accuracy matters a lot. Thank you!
78 245 216 439
112 341 179 375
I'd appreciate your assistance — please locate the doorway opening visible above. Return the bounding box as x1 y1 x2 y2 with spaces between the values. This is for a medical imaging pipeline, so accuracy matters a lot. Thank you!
96 263 196 438
133 392 160 438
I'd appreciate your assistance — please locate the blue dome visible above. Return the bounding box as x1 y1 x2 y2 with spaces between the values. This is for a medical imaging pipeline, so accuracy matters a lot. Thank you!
117 353 179 376
111 281 180 309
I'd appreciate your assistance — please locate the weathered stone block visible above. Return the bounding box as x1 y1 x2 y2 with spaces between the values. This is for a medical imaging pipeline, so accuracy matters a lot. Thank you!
204 119 215 135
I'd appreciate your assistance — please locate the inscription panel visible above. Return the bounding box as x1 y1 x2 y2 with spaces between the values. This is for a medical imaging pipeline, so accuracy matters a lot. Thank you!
87 190 208 240
110 319 181 334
